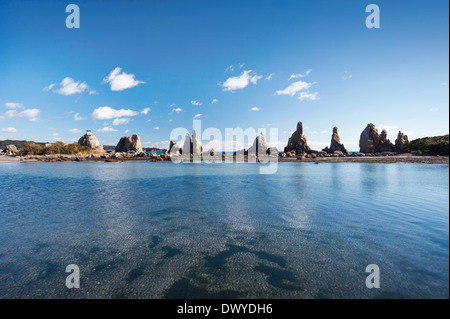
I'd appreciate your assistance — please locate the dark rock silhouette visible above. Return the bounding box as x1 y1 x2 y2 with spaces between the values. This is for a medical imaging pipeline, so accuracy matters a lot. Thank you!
284 121 311 154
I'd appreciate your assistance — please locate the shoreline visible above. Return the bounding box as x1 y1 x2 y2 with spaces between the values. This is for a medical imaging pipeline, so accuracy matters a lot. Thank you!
1 154 448 164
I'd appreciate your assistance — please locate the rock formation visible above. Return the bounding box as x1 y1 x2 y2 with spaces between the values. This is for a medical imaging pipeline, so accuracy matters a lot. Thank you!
168 141 181 155
248 132 268 156
4 144 18 155
323 126 349 155
115 134 143 153
284 121 311 154
359 124 395 153
78 130 103 150
181 133 192 156
192 130 202 156
395 131 409 152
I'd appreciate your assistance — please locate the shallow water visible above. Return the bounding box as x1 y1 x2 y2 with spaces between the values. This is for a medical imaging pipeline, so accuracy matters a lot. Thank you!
0 161 448 298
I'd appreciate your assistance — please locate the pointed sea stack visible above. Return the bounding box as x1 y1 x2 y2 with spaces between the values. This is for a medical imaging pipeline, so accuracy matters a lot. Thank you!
284 121 311 155
323 127 348 155
248 132 268 156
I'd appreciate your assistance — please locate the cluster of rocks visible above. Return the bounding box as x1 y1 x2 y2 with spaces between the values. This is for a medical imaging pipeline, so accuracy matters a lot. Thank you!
359 124 408 154
168 130 227 161
233 132 278 158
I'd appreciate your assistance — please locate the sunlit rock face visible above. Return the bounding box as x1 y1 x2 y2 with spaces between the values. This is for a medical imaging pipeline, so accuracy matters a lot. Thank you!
115 134 142 153
78 130 103 150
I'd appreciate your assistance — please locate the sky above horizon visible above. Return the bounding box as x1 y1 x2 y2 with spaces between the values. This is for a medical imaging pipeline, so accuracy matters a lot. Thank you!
0 0 448 151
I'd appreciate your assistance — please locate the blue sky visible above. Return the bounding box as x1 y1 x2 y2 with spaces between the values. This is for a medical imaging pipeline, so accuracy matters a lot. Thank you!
0 0 448 151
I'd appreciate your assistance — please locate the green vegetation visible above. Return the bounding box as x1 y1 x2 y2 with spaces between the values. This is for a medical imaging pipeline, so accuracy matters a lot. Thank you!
367 123 376 130
20 142 93 156
401 135 449 156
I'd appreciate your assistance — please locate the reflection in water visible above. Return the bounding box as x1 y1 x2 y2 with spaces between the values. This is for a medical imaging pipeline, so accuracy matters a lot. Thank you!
0 161 448 298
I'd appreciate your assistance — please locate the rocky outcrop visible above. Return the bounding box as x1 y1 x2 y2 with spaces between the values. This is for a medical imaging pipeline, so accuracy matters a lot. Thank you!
181 133 192 156
323 127 348 155
78 130 103 150
207 148 216 156
284 121 311 154
395 131 409 152
4 144 19 155
192 130 202 156
115 134 143 153
168 141 181 155
359 124 395 153
248 132 268 156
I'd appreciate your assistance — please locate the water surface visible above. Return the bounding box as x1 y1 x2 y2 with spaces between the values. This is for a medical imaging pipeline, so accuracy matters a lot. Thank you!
0 161 448 298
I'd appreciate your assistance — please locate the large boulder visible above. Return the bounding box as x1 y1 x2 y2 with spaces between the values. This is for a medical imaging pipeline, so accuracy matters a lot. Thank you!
168 141 181 155
248 132 268 156
284 121 311 154
115 134 142 153
323 126 349 155
4 144 19 155
78 130 103 150
395 131 409 152
359 124 396 153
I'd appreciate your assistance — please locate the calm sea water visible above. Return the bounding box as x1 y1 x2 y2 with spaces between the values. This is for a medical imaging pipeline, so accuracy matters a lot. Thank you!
0 161 448 299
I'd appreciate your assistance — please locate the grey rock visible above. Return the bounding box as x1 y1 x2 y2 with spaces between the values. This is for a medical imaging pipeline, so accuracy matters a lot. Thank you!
78 130 103 150
115 134 142 153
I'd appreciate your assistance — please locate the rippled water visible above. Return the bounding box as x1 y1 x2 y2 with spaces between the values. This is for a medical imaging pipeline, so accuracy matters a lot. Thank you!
0 161 448 298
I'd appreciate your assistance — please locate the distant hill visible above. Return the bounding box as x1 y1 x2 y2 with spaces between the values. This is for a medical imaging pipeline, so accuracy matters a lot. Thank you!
0 139 46 150
402 135 449 156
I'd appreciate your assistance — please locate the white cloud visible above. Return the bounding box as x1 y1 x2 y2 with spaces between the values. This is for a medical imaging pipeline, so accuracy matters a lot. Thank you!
239 63 245 69
5 108 41 121
55 77 88 95
89 90 98 95
193 113 203 118
288 69 312 81
97 126 117 132
172 107 183 113
74 113 86 121
342 72 353 81
153 126 159 130
5 102 24 109
221 70 263 92
225 65 234 72
191 100 202 106
141 107 151 115
430 107 440 112
50 133 59 137
211 99 218 104
276 80 313 96
298 91 319 101
125 129 129 133
43 83 55 91
441 82 448 86
102 67 145 91
68 128 82 133
52 137 61 141
0 127 17 133
250 107 260 111
112 118 130 125
265 73 274 80
92 106 139 120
